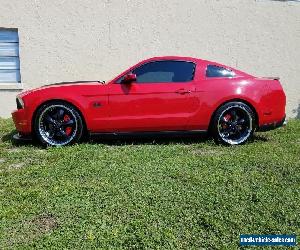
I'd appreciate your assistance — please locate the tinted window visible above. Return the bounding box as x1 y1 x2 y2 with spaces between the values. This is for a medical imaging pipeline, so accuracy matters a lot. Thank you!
206 65 235 78
131 60 195 83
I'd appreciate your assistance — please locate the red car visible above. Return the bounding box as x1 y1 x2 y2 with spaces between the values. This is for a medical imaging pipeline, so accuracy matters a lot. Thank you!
12 56 286 146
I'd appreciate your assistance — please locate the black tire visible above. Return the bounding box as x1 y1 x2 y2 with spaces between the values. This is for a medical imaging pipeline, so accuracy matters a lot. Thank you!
33 101 84 146
211 102 255 145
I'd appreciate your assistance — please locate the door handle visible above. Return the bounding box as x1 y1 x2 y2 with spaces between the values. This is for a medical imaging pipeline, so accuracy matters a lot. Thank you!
175 89 191 94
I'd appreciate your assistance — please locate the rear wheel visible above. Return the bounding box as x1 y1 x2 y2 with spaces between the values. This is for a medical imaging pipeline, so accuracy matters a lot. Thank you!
211 102 255 145
34 101 84 146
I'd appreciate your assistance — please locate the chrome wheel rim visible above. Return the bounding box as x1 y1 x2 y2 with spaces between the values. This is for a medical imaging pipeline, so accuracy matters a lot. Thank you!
38 105 78 146
217 105 252 145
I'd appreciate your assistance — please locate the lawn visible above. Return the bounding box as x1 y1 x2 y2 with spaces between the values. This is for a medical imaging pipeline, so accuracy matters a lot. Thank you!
0 118 299 249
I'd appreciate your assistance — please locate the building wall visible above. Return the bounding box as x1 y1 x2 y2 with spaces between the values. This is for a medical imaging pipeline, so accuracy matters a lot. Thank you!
0 0 299 118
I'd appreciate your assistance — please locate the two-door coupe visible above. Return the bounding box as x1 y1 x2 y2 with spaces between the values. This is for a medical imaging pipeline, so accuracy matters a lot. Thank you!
12 56 286 146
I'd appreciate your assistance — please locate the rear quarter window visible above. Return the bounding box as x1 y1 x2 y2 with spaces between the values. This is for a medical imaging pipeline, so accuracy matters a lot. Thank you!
206 65 235 78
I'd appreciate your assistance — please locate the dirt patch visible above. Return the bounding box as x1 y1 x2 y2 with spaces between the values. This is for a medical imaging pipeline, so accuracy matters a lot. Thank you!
31 214 58 233
8 163 25 170
36 149 47 153
192 149 224 156
5 213 58 247
7 148 21 153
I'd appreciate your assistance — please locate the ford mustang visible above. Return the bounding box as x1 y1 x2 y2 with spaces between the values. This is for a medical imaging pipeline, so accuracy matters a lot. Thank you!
12 56 286 146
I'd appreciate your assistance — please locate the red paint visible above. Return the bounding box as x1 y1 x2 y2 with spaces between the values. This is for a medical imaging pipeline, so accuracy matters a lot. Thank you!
12 56 286 135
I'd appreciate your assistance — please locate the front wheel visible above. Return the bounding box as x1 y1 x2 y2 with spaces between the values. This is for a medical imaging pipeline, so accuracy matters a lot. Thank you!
211 102 256 145
34 101 84 146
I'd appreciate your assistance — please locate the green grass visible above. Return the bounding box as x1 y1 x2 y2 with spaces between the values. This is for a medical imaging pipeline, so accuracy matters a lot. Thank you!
0 119 299 249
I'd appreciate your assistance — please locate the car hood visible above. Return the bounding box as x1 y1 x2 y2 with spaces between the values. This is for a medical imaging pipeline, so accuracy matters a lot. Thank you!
18 80 106 98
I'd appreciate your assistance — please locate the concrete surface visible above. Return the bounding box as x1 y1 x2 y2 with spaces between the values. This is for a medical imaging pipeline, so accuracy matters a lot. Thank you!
0 0 299 118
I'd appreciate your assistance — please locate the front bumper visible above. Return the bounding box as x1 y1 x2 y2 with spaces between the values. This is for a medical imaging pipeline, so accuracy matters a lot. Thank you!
13 133 33 142
11 109 32 134
258 115 287 132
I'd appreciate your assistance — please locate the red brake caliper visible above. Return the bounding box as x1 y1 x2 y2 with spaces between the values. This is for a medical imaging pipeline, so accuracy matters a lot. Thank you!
222 114 231 129
63 114 72 136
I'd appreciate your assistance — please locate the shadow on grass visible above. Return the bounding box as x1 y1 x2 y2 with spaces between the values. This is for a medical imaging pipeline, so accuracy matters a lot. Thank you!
252 134 270 142
1 129 17 143
2 130 270 147
90 133 210 146
1 130 41 147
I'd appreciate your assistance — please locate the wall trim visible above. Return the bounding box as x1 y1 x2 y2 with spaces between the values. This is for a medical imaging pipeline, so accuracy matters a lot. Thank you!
0 83 23 90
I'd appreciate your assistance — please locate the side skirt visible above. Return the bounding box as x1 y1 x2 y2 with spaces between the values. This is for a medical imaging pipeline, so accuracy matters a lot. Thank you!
90 130 208 139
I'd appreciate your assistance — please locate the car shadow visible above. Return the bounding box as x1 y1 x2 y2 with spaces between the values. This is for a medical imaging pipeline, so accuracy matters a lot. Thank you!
2 130 270 147
89 133 211 146
252 134 269 142
1 129 17 144
1 130 41 147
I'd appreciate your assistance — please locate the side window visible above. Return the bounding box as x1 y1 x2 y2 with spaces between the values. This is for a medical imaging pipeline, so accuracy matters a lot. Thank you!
119 60 195 83
206 65 235 78
133 61 195 83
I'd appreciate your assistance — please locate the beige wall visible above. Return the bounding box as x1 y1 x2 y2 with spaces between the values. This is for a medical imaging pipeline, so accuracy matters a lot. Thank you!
0 0 299 118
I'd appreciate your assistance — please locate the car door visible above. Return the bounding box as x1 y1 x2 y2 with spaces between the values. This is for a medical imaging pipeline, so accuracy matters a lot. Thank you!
107 60 199 132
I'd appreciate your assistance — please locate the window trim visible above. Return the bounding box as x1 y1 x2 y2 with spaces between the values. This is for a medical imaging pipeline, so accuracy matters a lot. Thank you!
116 60 196 84
0 28 22 89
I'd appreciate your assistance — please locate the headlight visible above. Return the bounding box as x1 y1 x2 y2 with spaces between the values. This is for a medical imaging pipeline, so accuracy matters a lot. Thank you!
16 96 24 109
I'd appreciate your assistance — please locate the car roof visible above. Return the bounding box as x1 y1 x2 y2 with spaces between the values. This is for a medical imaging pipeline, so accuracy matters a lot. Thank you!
109 56 252 83
145 56 201 63
143 56 231 69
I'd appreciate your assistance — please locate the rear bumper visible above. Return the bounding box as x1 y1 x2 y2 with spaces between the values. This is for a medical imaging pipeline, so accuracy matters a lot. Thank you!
257 115 286 132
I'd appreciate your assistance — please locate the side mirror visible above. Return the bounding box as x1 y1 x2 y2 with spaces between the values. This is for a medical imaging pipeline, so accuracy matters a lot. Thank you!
122 73 137 84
